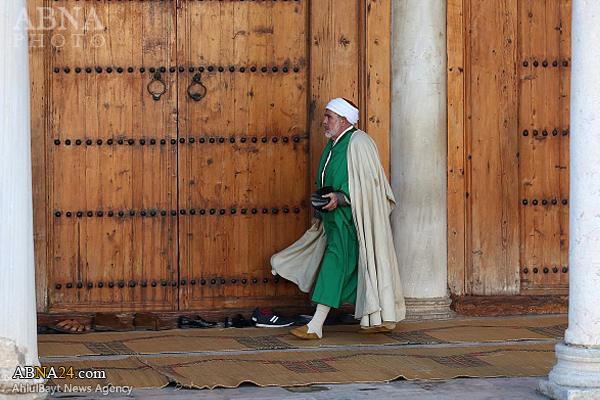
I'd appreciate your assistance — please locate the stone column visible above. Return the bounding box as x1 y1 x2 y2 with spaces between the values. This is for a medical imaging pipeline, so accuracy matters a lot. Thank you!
390 0 454 320
0 1 45 399
538 1 600 398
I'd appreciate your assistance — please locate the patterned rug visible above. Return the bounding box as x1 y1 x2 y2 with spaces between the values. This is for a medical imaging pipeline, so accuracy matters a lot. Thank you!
39 316 567 358
43 342 558 390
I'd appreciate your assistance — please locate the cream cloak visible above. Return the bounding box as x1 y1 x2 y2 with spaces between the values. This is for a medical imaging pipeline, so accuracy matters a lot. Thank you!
271 130 406 328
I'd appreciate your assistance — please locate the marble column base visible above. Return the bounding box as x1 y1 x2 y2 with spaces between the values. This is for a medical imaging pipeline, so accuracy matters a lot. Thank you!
404 297 456 321
0 375 46 400
0 385 46 400
538 342 600 399
0 339 45 400
538 379 600 400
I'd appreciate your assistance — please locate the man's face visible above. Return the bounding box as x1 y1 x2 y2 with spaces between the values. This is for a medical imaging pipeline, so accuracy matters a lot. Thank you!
323 110 342 139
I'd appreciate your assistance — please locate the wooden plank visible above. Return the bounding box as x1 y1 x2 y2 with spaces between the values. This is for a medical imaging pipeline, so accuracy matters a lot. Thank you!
29 0 49 311
309 0 360 193
176 0 193 310
518 0 536 291
271 1 303 302
539 0 562 289
230 1 250 307
558 0 571 289
463 0 474 295
362 0 391 175
48 0 90 311
84 0 101 307
530 0 557 289
178 0 223 308
467 0 520 295
526 0 546 292
137 0 178 311
256 1 273 304
519 0 569 294
447 0 466 296
112 0 135 307
247 2 269 303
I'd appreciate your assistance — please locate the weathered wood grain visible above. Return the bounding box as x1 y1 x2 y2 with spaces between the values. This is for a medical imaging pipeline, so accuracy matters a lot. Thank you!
447 0 466 296
452 295 568 317
449 0 571 297
519 0 570 294
45 1 178 312
466 0 520 295
361 0 391 175
29 0 49 311
177 1 308 309
309 0 360 191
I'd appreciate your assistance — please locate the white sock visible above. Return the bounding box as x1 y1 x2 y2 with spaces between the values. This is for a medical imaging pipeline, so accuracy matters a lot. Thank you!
307 304 331 338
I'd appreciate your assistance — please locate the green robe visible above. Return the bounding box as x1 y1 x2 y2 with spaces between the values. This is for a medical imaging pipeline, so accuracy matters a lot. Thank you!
311 128 359 308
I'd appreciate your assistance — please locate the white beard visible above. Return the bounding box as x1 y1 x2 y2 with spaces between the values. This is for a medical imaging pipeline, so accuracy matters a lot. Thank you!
325 120 342 139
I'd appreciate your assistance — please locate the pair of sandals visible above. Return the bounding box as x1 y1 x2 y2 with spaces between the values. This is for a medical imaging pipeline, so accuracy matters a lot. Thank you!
47 313 175 334
48 319 91 334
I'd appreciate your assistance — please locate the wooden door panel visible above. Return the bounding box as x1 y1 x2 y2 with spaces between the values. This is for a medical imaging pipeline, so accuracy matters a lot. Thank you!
518 0 570 293
177 73 308 136
48 1 178 312
466 0 520 295
450 0 571 296
177 0 309 309
178 140 308 205
180 1 308 66
179 215 307 310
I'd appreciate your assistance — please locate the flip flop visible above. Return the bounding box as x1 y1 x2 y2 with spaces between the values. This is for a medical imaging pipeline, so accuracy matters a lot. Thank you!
49 319 91 334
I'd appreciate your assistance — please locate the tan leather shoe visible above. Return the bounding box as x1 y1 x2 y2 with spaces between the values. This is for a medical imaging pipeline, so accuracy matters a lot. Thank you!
289 325 320 340
356 326 392 334
92 313 135 332
133 313 172 331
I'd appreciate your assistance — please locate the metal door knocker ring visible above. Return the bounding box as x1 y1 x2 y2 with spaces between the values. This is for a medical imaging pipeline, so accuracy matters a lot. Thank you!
188 73 207 102
147 72 167 101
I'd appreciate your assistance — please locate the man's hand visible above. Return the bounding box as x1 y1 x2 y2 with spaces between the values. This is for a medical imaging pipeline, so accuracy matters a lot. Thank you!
322 192 338 211
311 217 322 229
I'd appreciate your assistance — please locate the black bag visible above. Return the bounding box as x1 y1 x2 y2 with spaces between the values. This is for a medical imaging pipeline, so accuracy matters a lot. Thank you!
310 186 334 213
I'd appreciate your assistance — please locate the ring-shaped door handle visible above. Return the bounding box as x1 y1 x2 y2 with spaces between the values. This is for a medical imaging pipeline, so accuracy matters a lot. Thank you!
188 73 207 102
147 72 167 101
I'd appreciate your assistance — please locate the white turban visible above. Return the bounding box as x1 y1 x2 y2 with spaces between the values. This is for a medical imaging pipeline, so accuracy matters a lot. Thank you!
326 98 359 125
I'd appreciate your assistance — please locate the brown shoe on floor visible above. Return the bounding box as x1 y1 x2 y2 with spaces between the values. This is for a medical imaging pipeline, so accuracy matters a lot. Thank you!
133 313 172 331
289 325 320 340
92 313 135 332
49 319 91 334
356 326 393 334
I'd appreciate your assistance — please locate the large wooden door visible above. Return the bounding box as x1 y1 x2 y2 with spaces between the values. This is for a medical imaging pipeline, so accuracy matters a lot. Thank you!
447 0 571 296
48 1 179 312
45 0 309 312
38 0 389 313
176 1 310 309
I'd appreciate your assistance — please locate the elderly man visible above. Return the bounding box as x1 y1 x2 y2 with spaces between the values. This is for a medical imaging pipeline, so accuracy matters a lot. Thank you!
272 98 406 340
